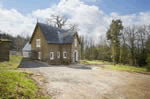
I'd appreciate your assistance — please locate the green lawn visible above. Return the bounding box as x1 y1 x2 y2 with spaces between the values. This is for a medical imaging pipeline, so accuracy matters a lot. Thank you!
0 56 22 70
80 60 111 65
0 56 50 99
80 60 147 73
103 65 147 72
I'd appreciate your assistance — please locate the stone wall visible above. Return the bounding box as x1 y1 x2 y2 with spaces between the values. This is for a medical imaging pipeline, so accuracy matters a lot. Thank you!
71 33 80 63
47 44 72 65
0 40 11 62
30 24 49 61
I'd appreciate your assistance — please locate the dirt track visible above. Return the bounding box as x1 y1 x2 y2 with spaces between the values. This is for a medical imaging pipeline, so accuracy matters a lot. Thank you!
20 61 150 99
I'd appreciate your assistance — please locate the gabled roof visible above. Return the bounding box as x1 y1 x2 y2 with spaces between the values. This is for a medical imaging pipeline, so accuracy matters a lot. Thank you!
23 42 31 51
30 22 78 44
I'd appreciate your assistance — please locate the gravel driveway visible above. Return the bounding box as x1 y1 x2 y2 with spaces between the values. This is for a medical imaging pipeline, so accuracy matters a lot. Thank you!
20 60 150 99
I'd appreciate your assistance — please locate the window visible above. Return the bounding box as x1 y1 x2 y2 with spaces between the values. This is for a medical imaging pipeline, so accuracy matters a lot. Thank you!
50 52 54 60
38 52 41 60
57 51 60 58
63 51 67 59
75 39 77 47
36 39 41 47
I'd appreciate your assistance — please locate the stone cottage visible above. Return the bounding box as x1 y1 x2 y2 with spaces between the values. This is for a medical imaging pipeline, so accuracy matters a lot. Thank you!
29 22 80 64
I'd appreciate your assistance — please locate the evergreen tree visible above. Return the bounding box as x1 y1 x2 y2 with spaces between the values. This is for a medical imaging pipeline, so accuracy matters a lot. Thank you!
106 19 123 65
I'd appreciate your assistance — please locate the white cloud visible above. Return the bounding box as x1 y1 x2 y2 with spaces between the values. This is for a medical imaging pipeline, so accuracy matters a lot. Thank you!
33 0 105 38
0 0 150 40
0 7 36 36
139 12 150 24
104 12 150 27
104 12 138 26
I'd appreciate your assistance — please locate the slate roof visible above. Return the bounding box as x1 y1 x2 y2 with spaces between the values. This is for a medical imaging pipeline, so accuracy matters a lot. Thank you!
38 23 76 44
23 42 31 51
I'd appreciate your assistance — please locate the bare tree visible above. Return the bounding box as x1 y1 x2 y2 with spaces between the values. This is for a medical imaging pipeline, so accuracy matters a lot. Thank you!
120 28 129 64
126 25 138 65
46 15 79 32
69 23 80 31
46 15 67 29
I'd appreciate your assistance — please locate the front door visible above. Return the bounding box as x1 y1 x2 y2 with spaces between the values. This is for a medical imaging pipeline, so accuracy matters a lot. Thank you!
74 51 78 62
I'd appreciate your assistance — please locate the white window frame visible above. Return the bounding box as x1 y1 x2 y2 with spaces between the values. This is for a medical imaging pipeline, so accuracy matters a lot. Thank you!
63 51 67 59
75 39 77 47
50 52 54 60
36 39 41 48
38 52 41 60
57 51 60 58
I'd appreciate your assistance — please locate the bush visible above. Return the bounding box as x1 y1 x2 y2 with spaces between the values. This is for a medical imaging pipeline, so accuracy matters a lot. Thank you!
146 54 150 72
147 66 150 72
62 61 70 65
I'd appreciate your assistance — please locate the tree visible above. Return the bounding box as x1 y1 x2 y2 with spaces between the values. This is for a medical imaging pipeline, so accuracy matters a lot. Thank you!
0 31 30 51
69 23 80 31
106 19 123 65
46 14 79 31
46 15 67 29
120 28 129 64
79 36 85 60
146 54 150 72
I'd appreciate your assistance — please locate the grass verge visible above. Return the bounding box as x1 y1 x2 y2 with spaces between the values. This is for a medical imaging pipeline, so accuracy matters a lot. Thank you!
80 60 111 65
80 60 147 73
0 56 50 99
103 65 147 72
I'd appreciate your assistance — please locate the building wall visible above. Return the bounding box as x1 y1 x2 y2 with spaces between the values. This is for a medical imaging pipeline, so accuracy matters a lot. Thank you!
48 44 60 64
9 51 22 56
0 41 11 61
31 24 48 61
71 33 80 63
30 24 80 64
23 51 31 58
61 44 72 64
47 44 72 64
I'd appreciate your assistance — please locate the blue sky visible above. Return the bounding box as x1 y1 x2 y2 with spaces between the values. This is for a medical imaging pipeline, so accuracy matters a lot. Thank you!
1 0 150 15
0 0 150 39
99 0 150 15
0 0 59 14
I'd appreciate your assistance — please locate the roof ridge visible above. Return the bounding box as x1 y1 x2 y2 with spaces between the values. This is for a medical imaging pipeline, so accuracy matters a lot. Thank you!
38 22 66 31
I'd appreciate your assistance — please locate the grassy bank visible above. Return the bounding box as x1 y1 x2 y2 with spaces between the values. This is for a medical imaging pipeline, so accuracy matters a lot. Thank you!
80 60 111 65
0 56 49 99
81 60 147 73
103 65 147 72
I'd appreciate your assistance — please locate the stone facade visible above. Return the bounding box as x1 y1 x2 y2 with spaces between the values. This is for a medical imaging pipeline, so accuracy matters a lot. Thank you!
71 33 80 63
30 24 80 65
30 24 49 61
0 39 11 62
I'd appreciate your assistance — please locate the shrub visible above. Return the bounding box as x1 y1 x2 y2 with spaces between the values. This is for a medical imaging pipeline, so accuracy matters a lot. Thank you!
147 65 150 72
146 54 150 72
62 61 70 65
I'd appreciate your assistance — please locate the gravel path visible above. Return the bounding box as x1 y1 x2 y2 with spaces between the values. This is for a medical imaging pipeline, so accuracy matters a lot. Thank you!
20 61 150 99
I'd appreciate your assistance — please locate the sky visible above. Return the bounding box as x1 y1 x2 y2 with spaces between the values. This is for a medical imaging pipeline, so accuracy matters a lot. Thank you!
0 0 150 40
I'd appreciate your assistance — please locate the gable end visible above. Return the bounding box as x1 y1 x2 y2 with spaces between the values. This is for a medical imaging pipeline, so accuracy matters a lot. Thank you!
29 23 47 44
